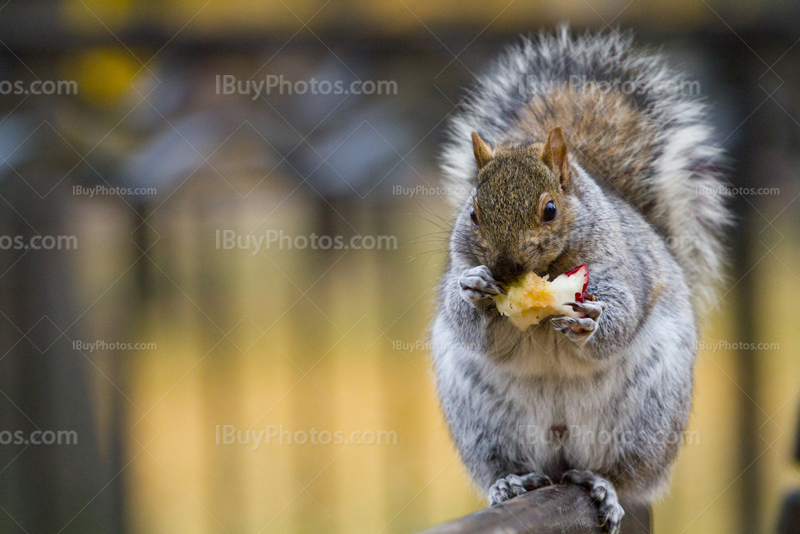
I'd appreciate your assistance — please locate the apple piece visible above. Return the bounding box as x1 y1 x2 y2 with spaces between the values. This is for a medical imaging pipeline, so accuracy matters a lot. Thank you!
493 265 589 331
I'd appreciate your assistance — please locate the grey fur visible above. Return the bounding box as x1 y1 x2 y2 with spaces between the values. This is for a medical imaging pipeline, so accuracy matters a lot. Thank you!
431 27 729 531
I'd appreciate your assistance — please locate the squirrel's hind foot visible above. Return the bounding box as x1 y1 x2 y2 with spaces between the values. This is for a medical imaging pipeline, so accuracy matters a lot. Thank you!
561 469 624 534
488 472 553 505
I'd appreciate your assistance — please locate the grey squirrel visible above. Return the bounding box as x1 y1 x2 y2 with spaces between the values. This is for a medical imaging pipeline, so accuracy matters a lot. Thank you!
430 27 730 533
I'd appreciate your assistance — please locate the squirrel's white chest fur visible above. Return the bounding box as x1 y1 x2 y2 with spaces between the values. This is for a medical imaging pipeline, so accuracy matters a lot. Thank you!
432 316 637 474
497 363 628 473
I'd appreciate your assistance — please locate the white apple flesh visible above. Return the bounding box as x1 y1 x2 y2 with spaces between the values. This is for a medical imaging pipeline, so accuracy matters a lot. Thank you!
493 264 589 331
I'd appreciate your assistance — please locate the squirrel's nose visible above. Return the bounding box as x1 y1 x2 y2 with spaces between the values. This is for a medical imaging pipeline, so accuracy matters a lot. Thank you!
491 257 527 283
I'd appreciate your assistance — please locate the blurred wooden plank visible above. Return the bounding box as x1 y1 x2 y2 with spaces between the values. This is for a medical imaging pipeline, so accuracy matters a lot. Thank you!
778 490 800 534
416 485 651 534
0 185 117 533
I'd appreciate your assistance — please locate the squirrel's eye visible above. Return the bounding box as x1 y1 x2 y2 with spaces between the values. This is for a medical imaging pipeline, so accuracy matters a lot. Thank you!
542 201 557 223
470 208 479 227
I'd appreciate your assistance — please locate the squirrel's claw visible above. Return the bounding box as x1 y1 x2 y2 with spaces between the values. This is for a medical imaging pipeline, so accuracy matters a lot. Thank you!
552 316 596 332
551 299 606 344
566 300 607 319
488 474 528 504
488 472 552 505
561 470 624 534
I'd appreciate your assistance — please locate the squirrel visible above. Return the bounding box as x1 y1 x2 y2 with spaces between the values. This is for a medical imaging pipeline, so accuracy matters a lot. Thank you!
430 27 730 533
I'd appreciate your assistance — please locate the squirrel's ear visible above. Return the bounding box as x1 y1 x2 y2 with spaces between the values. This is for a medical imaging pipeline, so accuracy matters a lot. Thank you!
471 132 493 170
540 127 570 189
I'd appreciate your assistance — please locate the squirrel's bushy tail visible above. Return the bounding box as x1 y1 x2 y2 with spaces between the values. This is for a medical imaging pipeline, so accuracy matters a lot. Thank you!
441 26 730 317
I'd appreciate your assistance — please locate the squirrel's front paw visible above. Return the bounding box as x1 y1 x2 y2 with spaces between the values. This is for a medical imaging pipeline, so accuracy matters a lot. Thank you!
459 266 503 309
488 473 552 505
551 300 607 344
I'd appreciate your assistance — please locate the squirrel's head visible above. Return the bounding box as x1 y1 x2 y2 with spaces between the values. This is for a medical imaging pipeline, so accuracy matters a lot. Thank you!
460 127 576 282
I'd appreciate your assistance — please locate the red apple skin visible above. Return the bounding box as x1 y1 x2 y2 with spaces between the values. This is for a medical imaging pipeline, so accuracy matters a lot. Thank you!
563 264 589 303
562 264 589 333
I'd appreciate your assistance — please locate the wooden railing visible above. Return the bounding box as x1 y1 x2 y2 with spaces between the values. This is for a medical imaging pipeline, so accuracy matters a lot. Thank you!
416 485 652 534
